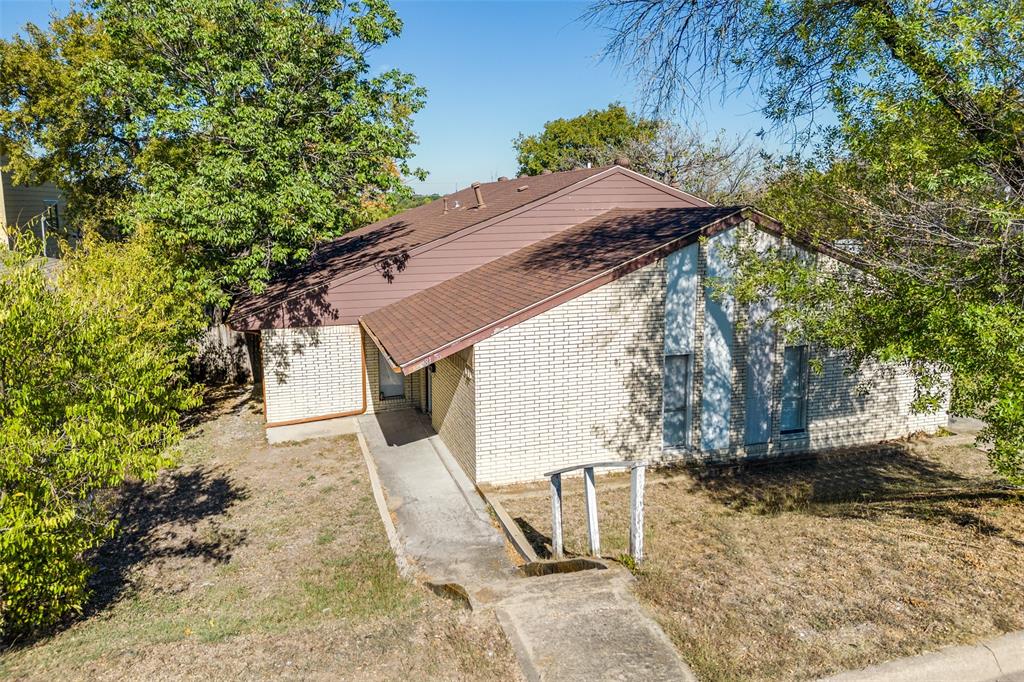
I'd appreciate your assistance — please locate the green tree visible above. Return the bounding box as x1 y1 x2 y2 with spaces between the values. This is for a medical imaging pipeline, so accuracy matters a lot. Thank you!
513 103 656 176
0 0 425 302
515 104 765 202
592 0 1024 482
389 191 440 215
0 232 205 636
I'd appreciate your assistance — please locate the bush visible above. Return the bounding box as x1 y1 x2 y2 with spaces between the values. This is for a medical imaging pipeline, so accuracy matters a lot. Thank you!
0 233 204 637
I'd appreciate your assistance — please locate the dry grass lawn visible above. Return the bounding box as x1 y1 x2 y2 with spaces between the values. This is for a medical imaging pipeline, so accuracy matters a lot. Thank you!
493 435 1024 681
1 389 520 681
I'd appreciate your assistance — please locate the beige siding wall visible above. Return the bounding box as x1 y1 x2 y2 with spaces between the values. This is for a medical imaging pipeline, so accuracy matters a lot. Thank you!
1 171 63 252
430 349 477 480
1 179 61 228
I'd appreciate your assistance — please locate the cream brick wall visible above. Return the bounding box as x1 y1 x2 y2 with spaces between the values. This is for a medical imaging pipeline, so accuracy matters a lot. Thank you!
260 324 425 423
260 226 946 477
261 324 365 424
470 223 948 485
474 262 667 485
763 352 948 457
431 349 477 480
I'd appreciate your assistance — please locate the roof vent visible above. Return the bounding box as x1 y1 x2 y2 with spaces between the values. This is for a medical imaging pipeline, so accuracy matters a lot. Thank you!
498 176 509 182
471 182 486 209
516 185 529 192
442 196 449 214
614 157 630 168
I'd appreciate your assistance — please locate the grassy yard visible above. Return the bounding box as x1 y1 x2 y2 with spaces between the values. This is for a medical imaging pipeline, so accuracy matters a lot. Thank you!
492 434 1024 682
1 389 519 681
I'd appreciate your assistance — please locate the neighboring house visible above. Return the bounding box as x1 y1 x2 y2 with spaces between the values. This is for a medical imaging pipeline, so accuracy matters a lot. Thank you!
228 164 947 486
0 161 65 258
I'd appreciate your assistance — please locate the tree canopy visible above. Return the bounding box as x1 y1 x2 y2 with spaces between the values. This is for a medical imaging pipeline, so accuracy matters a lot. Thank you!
591 0 1024 482
513 103 657 176
0 0 425 302
514 104 766 203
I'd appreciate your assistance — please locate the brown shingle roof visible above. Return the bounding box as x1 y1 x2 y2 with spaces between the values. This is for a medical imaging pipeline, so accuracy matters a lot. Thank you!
227 166 613 325
362 206 780 374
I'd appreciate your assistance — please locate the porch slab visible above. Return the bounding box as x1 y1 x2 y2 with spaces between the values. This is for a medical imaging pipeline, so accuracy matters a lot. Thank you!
265 415 359 444
494 567 698 682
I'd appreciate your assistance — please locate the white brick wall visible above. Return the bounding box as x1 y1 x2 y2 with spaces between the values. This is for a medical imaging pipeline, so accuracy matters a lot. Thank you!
261 324 365 424
260 225 947 478
261 324 427 425
469 223 948 485
773 352 948 455
475 263 668 485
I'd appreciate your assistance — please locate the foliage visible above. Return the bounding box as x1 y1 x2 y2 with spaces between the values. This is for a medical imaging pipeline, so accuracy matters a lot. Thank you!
581 121 768 203
513 103 657 176
593 0 1024 483
514 104 766 202
389 191 440 215
0 232 204 636
0 0 425 303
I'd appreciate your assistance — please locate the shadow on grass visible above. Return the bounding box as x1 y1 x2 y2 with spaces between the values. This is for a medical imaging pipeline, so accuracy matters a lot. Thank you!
87 466 250 614
684 446 1024 547
512 516 598 561
512 516 555 560
180 384 259 433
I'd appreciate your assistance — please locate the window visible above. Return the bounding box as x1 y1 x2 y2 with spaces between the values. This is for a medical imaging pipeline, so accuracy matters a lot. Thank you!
780 345 809 433
663 354 692 448
378 352 405 399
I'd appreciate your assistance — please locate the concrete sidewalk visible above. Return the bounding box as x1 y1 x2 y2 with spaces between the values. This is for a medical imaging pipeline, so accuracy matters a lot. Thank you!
356 409 697 682
357 410 513 588
819 631 1024 682
494 567 697 681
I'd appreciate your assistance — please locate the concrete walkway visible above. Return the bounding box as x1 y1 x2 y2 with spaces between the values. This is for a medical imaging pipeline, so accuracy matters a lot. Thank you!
819 631 1024 682
357 410 512 588
494 567 696 681
357 410 696 682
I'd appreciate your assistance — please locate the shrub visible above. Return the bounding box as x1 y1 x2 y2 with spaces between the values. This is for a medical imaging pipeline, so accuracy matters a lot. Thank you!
0 233 204 637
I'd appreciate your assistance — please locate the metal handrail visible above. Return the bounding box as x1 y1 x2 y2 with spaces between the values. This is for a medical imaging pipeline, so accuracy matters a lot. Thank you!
543 460 644 478
546 459 648 563
8 206 65 257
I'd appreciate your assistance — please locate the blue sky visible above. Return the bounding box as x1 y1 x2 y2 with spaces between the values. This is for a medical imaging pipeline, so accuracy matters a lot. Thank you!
1 0 781 194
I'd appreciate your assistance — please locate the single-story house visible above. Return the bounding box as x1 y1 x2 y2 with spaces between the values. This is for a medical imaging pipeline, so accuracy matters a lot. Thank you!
227 163 947 486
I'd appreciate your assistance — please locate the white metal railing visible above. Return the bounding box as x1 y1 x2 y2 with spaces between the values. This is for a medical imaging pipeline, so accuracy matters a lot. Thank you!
544 460 647 563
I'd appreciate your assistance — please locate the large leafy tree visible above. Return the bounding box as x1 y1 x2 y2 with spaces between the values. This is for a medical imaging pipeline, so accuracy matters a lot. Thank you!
0 0 425 302
515 104 766 202
514 103 657 176
591 0 1024 482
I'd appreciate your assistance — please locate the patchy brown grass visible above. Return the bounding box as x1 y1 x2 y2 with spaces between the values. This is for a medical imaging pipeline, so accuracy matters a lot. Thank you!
1 388 519 681
493 436 1024 682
